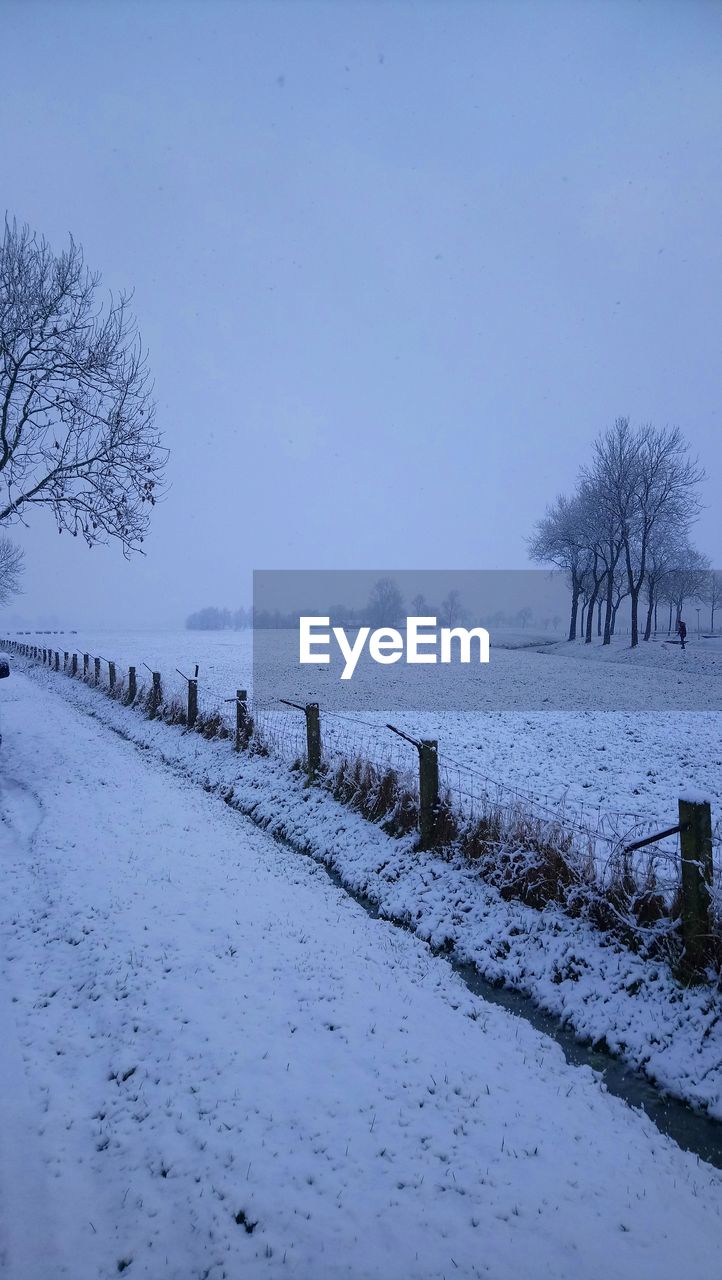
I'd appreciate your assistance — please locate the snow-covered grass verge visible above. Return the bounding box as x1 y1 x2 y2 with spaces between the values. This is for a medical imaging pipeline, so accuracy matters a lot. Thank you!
9 651 722 1121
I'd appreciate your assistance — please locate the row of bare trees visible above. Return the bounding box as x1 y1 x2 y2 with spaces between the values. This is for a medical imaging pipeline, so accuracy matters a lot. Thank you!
529 418 716 646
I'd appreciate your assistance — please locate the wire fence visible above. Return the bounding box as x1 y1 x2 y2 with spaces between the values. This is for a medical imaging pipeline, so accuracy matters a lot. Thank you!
6 636 722 973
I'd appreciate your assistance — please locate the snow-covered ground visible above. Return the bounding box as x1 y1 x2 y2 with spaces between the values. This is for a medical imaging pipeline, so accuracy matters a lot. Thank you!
4 651 722 1112
1 671 722 1279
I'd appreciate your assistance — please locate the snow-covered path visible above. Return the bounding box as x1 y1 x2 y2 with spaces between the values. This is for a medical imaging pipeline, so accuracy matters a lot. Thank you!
1 674 720 1280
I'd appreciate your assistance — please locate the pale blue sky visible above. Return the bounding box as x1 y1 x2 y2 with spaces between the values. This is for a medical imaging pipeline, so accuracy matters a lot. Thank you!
1 0 720 627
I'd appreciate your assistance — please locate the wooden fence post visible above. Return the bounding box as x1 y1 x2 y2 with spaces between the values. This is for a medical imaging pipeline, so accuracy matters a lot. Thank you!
94 656 100 686
418 740 440 850
679 797 714 979
305 702 321 780
149 671 162 717
83 653 89 678
54 651 59 672
63 650 68 671
108 661 116 693
128 666 137 703
187 678 198 728
71 653 78 677
235 689 248 751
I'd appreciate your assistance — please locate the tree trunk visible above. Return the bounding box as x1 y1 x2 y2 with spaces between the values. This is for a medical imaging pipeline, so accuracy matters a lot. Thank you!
630 588 640 647
643 595 654 642
668 601 673 634
603 570 614 645
622 533 645 650
568 584 580 641
585 587 599 644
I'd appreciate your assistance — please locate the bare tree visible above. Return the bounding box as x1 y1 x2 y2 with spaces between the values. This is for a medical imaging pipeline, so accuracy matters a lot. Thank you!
366 577 405 627
528 493 590 640
0 220 166 554
582 431 630 645
614 420 703 647
410 592 433 617
0 533 24 605
642 521 682 641
705 570 722 633
439 588 465 627
661 547 711 632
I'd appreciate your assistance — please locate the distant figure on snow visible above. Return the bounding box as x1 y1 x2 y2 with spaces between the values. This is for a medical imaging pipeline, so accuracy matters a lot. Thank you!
677 618 687 650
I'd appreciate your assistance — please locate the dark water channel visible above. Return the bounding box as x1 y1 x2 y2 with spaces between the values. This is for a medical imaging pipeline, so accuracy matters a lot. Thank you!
316 858 722 1170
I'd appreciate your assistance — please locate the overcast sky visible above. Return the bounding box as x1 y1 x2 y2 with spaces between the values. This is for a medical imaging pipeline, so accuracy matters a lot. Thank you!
1 0 720 628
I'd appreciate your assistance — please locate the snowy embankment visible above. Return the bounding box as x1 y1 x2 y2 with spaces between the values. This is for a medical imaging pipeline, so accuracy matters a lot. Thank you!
9 656 722 1121
1 671 722 1280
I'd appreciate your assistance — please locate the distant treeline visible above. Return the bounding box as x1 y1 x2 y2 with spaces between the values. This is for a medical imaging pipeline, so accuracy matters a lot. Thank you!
186 580 553 632
187 607 253 630
186 605 395 631
187 606 298 630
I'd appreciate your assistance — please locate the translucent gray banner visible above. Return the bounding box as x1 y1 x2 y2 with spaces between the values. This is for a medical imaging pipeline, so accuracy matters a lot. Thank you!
252 570 721 713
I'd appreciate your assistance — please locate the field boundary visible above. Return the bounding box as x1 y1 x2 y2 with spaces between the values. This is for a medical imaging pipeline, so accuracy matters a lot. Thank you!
3 637 721 981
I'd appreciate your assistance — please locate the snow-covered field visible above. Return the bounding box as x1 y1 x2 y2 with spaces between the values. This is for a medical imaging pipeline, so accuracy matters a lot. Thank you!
14 627 722 834
2 671 722 1279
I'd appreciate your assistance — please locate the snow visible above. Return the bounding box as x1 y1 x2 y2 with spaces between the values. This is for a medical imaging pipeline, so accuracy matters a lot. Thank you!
1 670 722 1279
678 789 714 806
5 652 722 1124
